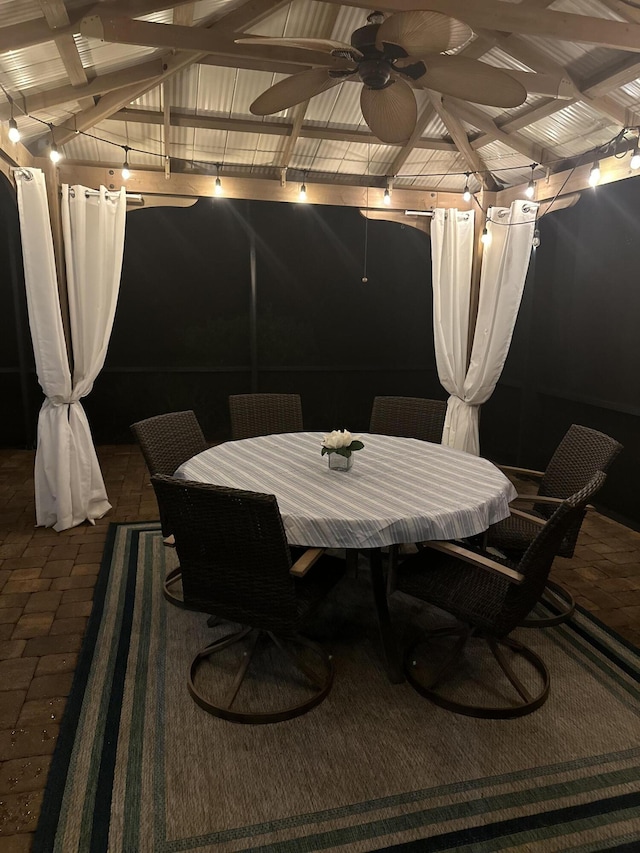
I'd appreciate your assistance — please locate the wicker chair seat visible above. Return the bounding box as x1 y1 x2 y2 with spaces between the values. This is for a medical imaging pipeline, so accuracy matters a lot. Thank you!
486 512 547 557
397 549 515 635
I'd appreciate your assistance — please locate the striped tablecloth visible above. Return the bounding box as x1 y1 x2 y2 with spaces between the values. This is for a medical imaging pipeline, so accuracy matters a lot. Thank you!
175 432 517 549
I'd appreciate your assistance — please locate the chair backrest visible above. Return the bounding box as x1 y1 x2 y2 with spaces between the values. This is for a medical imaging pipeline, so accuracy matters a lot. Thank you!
151 475 299 634
229 393 304 440
131 410 207 477
498 471 607 634
369 396 447 444
539 424 622 502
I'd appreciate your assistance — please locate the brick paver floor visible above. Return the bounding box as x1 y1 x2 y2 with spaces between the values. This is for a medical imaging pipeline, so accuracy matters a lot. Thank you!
0 444 639 851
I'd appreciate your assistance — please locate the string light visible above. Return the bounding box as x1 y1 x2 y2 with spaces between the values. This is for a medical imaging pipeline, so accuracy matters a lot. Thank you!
121 146 130 180
589 160 600 186
532 228 541 248
8 117 20 143
630 144 640 170
214 163 223 196
525 163 537 198
481 226 491 245
463 172 471 203
299 174 307 201
383 182 391 205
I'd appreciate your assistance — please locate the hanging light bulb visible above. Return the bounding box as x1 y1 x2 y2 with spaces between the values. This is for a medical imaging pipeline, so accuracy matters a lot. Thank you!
481 226 491 245
214 164 224 196
49 143 61 163
299 180 307 201
630 145 640 170
463 172 471 203
525 163 537 199
8 117 20 143
532 228 541 249
383 186 391 205
589 159 600 186
121 146 130 180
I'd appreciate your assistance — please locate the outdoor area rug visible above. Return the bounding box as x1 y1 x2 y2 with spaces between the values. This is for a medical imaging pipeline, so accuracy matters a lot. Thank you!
34 522 640 853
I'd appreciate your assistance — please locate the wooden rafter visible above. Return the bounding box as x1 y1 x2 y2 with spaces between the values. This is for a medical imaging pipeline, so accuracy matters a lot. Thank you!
112 107 458 151
38 0 92 110
446 98 546 163
426 92 497 191
389 102 437 177
48 0 292 147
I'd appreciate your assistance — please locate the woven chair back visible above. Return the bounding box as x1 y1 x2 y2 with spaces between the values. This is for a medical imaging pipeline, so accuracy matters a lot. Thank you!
131 411 207 538
229 394 304 440
369 396 447 444
151 475 299 633
498 471 606 634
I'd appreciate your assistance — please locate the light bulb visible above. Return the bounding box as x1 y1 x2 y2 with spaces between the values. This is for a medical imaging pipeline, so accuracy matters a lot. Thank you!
8 118 20 143
532 228 541 249
49 145 61 163
463 186 471 203
214 176 223 196
383 187 391 205
631 147 640 170
589 161 600 186
299 183 307 201
525 179 535 198
481 226 491 246
122 162 130 180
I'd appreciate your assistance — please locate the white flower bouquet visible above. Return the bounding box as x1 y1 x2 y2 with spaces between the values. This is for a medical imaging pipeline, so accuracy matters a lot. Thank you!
321 429 365 459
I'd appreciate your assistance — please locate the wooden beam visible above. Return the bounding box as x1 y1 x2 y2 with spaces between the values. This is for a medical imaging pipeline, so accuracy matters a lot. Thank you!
57 163 472 210
496 147 640 207
427 92 497 190
581 54 640 98
0 0 191 53
446 99 546 163
173 4 194 27
340 0 640 53
498 99 573 136
0 61 166 123
39 0 93 112
79 15 342 70
49 0 292 146
113 106 458 150
163 82 171 180
361 208 431 236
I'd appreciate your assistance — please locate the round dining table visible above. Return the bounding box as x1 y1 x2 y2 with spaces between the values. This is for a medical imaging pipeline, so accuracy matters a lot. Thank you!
175 432 517 682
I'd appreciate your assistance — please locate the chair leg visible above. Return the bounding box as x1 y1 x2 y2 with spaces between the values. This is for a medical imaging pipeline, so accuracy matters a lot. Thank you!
188 629 334 724
520 580 576 628
386 545 399 596
404 627 550 719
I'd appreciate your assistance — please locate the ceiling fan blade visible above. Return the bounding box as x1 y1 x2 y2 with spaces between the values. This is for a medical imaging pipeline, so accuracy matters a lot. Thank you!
360 80 417 144
410 54 528 108
235 36 362 59
250 68 345 116
376 11 472 56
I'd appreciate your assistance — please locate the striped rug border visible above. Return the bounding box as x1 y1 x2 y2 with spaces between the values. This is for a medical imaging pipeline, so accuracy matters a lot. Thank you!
33 522 640 853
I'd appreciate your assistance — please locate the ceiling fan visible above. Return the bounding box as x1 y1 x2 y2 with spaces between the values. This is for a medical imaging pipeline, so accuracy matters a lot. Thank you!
236 11 528 145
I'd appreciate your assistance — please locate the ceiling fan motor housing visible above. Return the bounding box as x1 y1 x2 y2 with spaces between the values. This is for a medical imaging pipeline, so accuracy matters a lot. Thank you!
351 20 397 89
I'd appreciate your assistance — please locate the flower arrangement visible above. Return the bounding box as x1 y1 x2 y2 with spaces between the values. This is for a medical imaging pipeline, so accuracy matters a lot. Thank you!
321 429 365 459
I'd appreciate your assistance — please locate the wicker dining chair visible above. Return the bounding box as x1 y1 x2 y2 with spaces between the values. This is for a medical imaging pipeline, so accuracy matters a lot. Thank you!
151 474 344 724
369 396 447 445
131 410 207 606
396 472 605 719
486 424 622 626
229 393 304 440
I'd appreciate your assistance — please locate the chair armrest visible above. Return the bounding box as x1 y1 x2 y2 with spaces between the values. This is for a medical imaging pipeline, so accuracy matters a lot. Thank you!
512 494 595 512
290 547 325 578
510 508 546 526
499 464 544 480
423 541 524 584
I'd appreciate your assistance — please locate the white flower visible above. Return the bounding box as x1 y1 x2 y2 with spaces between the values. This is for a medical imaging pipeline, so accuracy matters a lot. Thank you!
322 429 361 450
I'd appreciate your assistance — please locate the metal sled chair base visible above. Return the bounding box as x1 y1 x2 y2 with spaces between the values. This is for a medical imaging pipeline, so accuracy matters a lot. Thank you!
520 580 576 628
404 626 550 719
188 627 334 724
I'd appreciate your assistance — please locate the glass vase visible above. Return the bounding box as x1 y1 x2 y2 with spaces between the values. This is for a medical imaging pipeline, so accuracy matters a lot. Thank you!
328 453 353 471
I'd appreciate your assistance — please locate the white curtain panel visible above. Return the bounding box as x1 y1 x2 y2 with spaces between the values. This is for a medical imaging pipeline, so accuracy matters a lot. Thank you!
16 172 126 531
430 208 475 446
60 184 127 528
